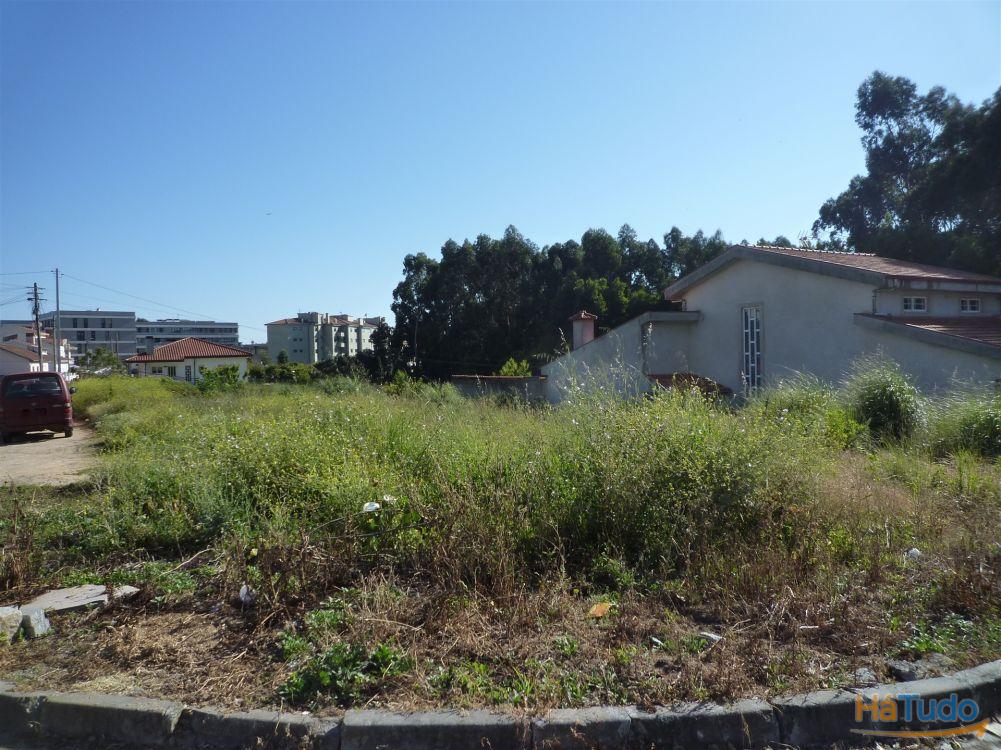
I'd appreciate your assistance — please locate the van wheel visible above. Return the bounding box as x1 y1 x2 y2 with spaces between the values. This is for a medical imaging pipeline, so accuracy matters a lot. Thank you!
64 428 74 438
0 432 8 444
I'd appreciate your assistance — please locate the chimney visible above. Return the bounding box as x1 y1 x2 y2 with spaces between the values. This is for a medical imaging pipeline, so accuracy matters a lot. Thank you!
568 310 597 350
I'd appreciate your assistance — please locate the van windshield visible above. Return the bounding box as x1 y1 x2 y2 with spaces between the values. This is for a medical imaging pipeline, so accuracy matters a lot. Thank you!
2 377 63 398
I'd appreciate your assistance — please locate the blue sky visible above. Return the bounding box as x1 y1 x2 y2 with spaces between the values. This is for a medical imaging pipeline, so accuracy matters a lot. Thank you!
2 1 999 342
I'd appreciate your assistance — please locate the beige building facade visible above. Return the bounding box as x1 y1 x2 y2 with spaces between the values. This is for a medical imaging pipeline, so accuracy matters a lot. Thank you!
542 245 1001 402
266 312 384 364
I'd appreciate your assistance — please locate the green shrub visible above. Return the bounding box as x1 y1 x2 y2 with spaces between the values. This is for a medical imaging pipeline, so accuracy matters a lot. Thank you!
197 365 243 393
845 362 922 441
822 406 867 449
279 641 411 705
929 392 1001 458
496 358 531 377
752 376 833 423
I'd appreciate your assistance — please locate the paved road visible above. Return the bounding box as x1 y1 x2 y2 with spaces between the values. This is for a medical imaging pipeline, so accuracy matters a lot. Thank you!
0 425 96 486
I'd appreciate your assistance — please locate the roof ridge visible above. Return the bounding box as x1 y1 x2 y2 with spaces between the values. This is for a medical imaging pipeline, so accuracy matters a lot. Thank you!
750 244 877 257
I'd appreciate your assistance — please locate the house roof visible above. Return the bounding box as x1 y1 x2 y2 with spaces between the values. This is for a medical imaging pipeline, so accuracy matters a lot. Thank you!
665 245 1001 298
125 337 251 363
266 317 300 326
855 314 1001 358
751 246 1001 282
568 310 598 322
0 343 38 361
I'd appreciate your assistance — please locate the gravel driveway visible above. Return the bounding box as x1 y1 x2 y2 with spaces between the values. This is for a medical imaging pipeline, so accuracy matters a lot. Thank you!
0 425 97 486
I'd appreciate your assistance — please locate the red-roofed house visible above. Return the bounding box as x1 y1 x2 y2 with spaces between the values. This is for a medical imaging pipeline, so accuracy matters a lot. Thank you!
542 245 1001 401
125 337 250 383
0 342 44 377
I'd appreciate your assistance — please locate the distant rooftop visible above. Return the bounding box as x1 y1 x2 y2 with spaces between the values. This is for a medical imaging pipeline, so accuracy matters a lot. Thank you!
125 337 251 362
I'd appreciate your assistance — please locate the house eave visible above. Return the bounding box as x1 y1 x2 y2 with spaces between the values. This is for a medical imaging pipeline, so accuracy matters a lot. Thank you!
664 245 888 299
854 313 1001 360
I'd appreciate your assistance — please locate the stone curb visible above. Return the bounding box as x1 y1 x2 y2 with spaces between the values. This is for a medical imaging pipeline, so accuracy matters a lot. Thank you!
0 659 996 749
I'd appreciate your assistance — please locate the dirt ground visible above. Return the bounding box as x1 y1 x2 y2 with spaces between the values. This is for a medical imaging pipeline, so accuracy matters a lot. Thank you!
0 426 97 486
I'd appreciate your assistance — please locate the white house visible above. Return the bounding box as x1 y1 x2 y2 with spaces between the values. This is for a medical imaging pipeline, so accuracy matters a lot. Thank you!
125 337 250 383
0 324 74 377
0 343 44 378
542 245 1001 402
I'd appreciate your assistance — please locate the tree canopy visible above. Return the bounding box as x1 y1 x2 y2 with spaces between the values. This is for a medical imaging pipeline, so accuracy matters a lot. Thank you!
390 224 729 379
814 72 1001 275
389 72 1000 379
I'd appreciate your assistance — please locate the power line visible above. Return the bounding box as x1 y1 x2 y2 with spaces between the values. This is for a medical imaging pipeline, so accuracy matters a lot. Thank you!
57 272 266 333
0 271 47 276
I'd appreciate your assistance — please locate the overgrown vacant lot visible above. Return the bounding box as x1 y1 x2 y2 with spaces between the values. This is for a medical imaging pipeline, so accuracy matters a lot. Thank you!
1 372 999 714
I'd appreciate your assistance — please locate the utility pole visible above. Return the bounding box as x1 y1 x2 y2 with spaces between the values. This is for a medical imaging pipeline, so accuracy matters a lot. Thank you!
53 268 61 373
28 283 45 367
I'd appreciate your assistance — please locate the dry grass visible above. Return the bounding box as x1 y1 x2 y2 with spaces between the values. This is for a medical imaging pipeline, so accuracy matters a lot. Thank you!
1 375 999 712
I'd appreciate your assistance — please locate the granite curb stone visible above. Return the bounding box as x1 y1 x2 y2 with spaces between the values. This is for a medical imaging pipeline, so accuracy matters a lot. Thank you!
0 690 48 740
38 691 183 746
0 658 996 749
954 659 1001 717
628 699 779 749
532 707 631 750
342 709 525 750
175 707 336 749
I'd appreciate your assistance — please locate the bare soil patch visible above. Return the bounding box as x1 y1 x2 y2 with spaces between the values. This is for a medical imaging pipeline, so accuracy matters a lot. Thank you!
0 426 97 487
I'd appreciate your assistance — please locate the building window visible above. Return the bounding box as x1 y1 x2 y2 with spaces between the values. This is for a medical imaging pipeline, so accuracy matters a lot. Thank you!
167 366 176 378
76 331 85 341
90 331 96 340
741 306 762 392
960 298 981 313
902 297 927 312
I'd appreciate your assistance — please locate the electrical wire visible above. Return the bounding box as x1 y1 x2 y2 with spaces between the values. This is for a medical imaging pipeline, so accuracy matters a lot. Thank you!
57 272 266 334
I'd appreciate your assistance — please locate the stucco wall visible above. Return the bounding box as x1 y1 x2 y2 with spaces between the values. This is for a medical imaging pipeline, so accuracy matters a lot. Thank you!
543 259 1001 403
542 319 647 403
0 351 42 377
138 357 249 382
540 316 697 403
680 259 1001 392
452 376 547 402
679 259 874 390
875 289 1001 316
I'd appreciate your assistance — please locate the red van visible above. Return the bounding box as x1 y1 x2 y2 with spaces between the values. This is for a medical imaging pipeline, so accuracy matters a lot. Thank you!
0 372 75 442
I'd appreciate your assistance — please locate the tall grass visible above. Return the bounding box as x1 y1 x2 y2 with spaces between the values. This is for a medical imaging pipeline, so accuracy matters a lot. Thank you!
18 371 996 623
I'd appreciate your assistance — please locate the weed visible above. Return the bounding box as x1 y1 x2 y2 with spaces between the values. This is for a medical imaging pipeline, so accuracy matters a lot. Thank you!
553 635 579 658
280 641 411 705
844 360 923 441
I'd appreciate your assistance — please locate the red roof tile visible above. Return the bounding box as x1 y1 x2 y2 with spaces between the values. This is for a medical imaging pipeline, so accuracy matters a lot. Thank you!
125 337 251 362
0 343 38 361
862 315 1001 350
752 246 1001 283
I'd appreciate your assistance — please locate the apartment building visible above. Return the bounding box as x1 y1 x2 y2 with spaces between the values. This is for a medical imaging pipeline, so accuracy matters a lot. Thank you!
39 310 138 359
136 319 239 354
266 312 385 364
